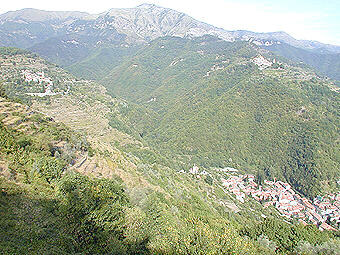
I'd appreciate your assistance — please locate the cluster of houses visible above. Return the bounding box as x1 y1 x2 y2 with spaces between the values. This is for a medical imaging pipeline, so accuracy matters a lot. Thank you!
186 164 209 177
252 55 273 70
21 70 72 97
22 70 53 86
250 39 282 46
201 54 279 78
221 174 339 231
22 70 54 95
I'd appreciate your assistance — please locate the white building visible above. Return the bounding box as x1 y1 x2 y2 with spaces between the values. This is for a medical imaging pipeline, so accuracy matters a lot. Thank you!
189 164 199 174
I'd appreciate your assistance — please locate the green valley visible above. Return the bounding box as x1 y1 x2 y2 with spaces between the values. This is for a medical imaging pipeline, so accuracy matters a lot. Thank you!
0 3 339 254
99 36 339 198
1 46 339 254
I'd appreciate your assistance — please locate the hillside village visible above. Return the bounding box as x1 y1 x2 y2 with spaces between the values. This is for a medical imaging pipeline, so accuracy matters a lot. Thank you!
22 70 56 96
221 173 339 231
21 70 71 97
185 164 339 232
0 52 72 98
252 55 273 70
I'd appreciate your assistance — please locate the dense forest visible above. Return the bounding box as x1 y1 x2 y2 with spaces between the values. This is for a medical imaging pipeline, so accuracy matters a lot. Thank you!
99 36 339 198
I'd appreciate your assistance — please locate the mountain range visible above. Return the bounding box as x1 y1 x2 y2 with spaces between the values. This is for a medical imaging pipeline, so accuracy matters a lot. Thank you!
1 4 339 51
0 4 339 80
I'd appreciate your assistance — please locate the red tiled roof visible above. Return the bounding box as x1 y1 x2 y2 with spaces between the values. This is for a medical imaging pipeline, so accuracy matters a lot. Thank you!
320 222 337 231
299 219 308 226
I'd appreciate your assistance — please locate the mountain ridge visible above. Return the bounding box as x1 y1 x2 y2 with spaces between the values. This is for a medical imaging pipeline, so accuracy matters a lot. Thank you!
1 4 339 82
0 5 339 52
0 8 90 22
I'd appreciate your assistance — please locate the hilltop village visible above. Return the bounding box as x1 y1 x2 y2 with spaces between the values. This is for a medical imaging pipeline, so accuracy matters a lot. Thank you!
186 165 339 232
22 70 55 96
22 70 70 97
0 53 71 98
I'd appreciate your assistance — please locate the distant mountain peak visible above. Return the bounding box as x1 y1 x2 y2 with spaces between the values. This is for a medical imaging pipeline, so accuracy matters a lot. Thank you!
137 3 158 8
0 8 89 22
0 5 339 53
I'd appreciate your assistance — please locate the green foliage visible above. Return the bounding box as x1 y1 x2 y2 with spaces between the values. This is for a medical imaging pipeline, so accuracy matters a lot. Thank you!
0 108 274 254
295 239 340 255
241 218 334 252
0 82 7 98
32 156 66 183
264 42 340 81
0 47 30 56
67 46 140 80
57 172 129 253
101 36 339 198
1 39 339 254
0 104 88 183
0 106 131 253
0 178 68 254
205 175 214 185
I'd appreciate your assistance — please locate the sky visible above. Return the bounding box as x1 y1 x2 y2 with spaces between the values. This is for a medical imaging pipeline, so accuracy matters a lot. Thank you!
0 0 339 45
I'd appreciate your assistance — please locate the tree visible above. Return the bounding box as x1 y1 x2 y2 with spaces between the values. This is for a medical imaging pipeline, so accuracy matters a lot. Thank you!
0 82 6 98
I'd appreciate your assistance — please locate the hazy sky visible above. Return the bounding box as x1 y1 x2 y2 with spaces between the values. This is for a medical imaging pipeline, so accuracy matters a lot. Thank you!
0 0 339 45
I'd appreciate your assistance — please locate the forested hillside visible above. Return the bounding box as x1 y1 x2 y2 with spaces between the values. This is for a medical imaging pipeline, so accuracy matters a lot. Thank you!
1 47 339 254
66 45 140 80
100 36 339 198
262 42 340 81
